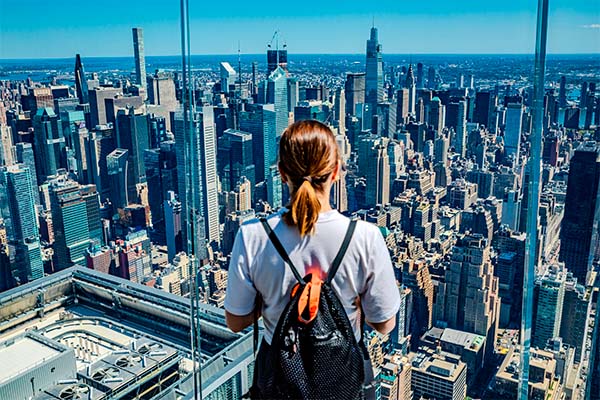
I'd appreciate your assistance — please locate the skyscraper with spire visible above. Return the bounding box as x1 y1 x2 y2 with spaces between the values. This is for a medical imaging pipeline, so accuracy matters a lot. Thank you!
74 54 89 104
406 64 417 116
365 25 384 110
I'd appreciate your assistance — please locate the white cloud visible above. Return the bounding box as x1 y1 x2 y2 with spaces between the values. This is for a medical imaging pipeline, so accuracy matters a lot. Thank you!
581 24 600 29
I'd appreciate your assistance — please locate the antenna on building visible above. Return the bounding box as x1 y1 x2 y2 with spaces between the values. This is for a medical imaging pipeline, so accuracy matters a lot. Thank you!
237 40 242 86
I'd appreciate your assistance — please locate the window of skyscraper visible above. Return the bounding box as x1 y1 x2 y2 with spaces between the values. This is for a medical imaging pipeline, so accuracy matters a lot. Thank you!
0 0 598 399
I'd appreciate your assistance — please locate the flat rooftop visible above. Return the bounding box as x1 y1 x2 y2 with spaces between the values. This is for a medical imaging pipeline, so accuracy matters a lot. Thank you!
0 266 255 399
0 334 62 383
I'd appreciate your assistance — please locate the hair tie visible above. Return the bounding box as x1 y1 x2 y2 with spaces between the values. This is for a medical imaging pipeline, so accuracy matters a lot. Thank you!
302 176 313 184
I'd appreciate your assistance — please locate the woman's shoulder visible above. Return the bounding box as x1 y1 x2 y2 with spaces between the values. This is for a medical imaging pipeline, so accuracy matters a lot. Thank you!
238 211 284 235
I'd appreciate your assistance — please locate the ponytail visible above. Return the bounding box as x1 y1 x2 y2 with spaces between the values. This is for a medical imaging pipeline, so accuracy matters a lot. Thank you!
285 179 321 236
278 120 339 237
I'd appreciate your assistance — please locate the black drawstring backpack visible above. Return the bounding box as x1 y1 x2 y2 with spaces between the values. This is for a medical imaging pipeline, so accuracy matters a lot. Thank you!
246 218 366 400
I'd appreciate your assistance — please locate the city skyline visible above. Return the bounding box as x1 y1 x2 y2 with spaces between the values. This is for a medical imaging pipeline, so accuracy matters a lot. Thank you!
1 0 599 58
0 6 599 399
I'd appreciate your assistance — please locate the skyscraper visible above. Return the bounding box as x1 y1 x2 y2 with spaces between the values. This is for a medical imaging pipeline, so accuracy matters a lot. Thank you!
220 62 237 94
333 88 346 133
406 65 416 115
416 63 424 89
267 46 288 75
532 264 566 348
365 26 384 109
146 71 178 112
132 28 146 90
559 142 600 283
504 103 524 160
402 260 434 347
427 97 445 134
446 100 467 157
266 66 288 137
365 142 390 207
218 129 255 193
0 125 14 167
558 75 567 108
48 174 94 271
164 191 182 262
33 107 65 182
0 165 44 284
107 148 129 210
437 234 500 358
74 54 89 104
80 184 102 246
474 91 497 129
396 88 410 123
174 106 220 256
240 104 281 208
559 275 591 362
15 142 40 205
345 72 366 116
116 107 150 201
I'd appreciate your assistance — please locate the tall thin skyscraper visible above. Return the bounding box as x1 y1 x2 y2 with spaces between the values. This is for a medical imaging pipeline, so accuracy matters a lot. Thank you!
558 75 567 108
132 27 146 90
0 165 44 284
365 26 384 109
559 142 600 283
74 54 89 104
406 65 416 116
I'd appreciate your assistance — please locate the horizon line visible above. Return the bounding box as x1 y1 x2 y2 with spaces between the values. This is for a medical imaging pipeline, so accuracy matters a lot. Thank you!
2 52 600 62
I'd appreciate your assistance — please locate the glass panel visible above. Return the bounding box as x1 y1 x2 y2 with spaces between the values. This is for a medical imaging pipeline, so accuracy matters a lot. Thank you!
1 0 598 399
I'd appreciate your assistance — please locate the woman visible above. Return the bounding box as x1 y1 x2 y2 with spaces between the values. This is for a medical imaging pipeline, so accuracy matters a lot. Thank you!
224 120 400 398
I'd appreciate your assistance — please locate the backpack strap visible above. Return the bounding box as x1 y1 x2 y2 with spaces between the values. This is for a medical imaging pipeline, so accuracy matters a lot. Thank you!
260 218 305 284
326 219 358 285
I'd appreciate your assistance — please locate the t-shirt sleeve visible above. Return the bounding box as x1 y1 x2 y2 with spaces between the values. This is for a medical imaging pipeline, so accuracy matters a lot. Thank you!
360 226 401 324
224 228 257 316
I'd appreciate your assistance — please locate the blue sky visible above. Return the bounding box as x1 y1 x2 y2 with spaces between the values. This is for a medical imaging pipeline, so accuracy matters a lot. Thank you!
0 0 598 58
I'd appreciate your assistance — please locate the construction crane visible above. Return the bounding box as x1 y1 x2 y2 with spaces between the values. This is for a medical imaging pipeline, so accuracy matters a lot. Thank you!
267 30 287 51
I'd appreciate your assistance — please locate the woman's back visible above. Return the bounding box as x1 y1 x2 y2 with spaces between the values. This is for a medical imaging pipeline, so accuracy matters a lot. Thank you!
224 209 399 344
224 120 399 399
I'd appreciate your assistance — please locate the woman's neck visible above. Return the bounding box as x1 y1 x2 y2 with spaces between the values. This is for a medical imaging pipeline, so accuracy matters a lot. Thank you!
316 193 333 213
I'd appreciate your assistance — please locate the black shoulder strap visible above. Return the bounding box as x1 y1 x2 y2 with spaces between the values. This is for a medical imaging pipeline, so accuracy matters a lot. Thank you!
326 219 358 285
259 218 305 284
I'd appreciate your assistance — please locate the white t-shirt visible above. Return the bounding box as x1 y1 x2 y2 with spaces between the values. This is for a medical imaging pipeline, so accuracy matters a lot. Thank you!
224 209 401 344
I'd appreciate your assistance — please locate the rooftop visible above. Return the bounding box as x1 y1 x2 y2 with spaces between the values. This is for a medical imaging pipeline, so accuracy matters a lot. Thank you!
0 333 67 384
0 266 254 399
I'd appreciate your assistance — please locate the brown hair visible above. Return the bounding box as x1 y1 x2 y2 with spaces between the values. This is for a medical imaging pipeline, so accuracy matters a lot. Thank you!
279 120 339 236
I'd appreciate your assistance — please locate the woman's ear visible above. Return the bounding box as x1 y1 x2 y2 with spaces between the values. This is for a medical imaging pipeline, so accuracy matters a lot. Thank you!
331 160 341 182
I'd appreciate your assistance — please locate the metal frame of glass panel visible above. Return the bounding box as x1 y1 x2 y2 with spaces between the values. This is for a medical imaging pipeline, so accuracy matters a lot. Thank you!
180 0 203 398
519 0 548 398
